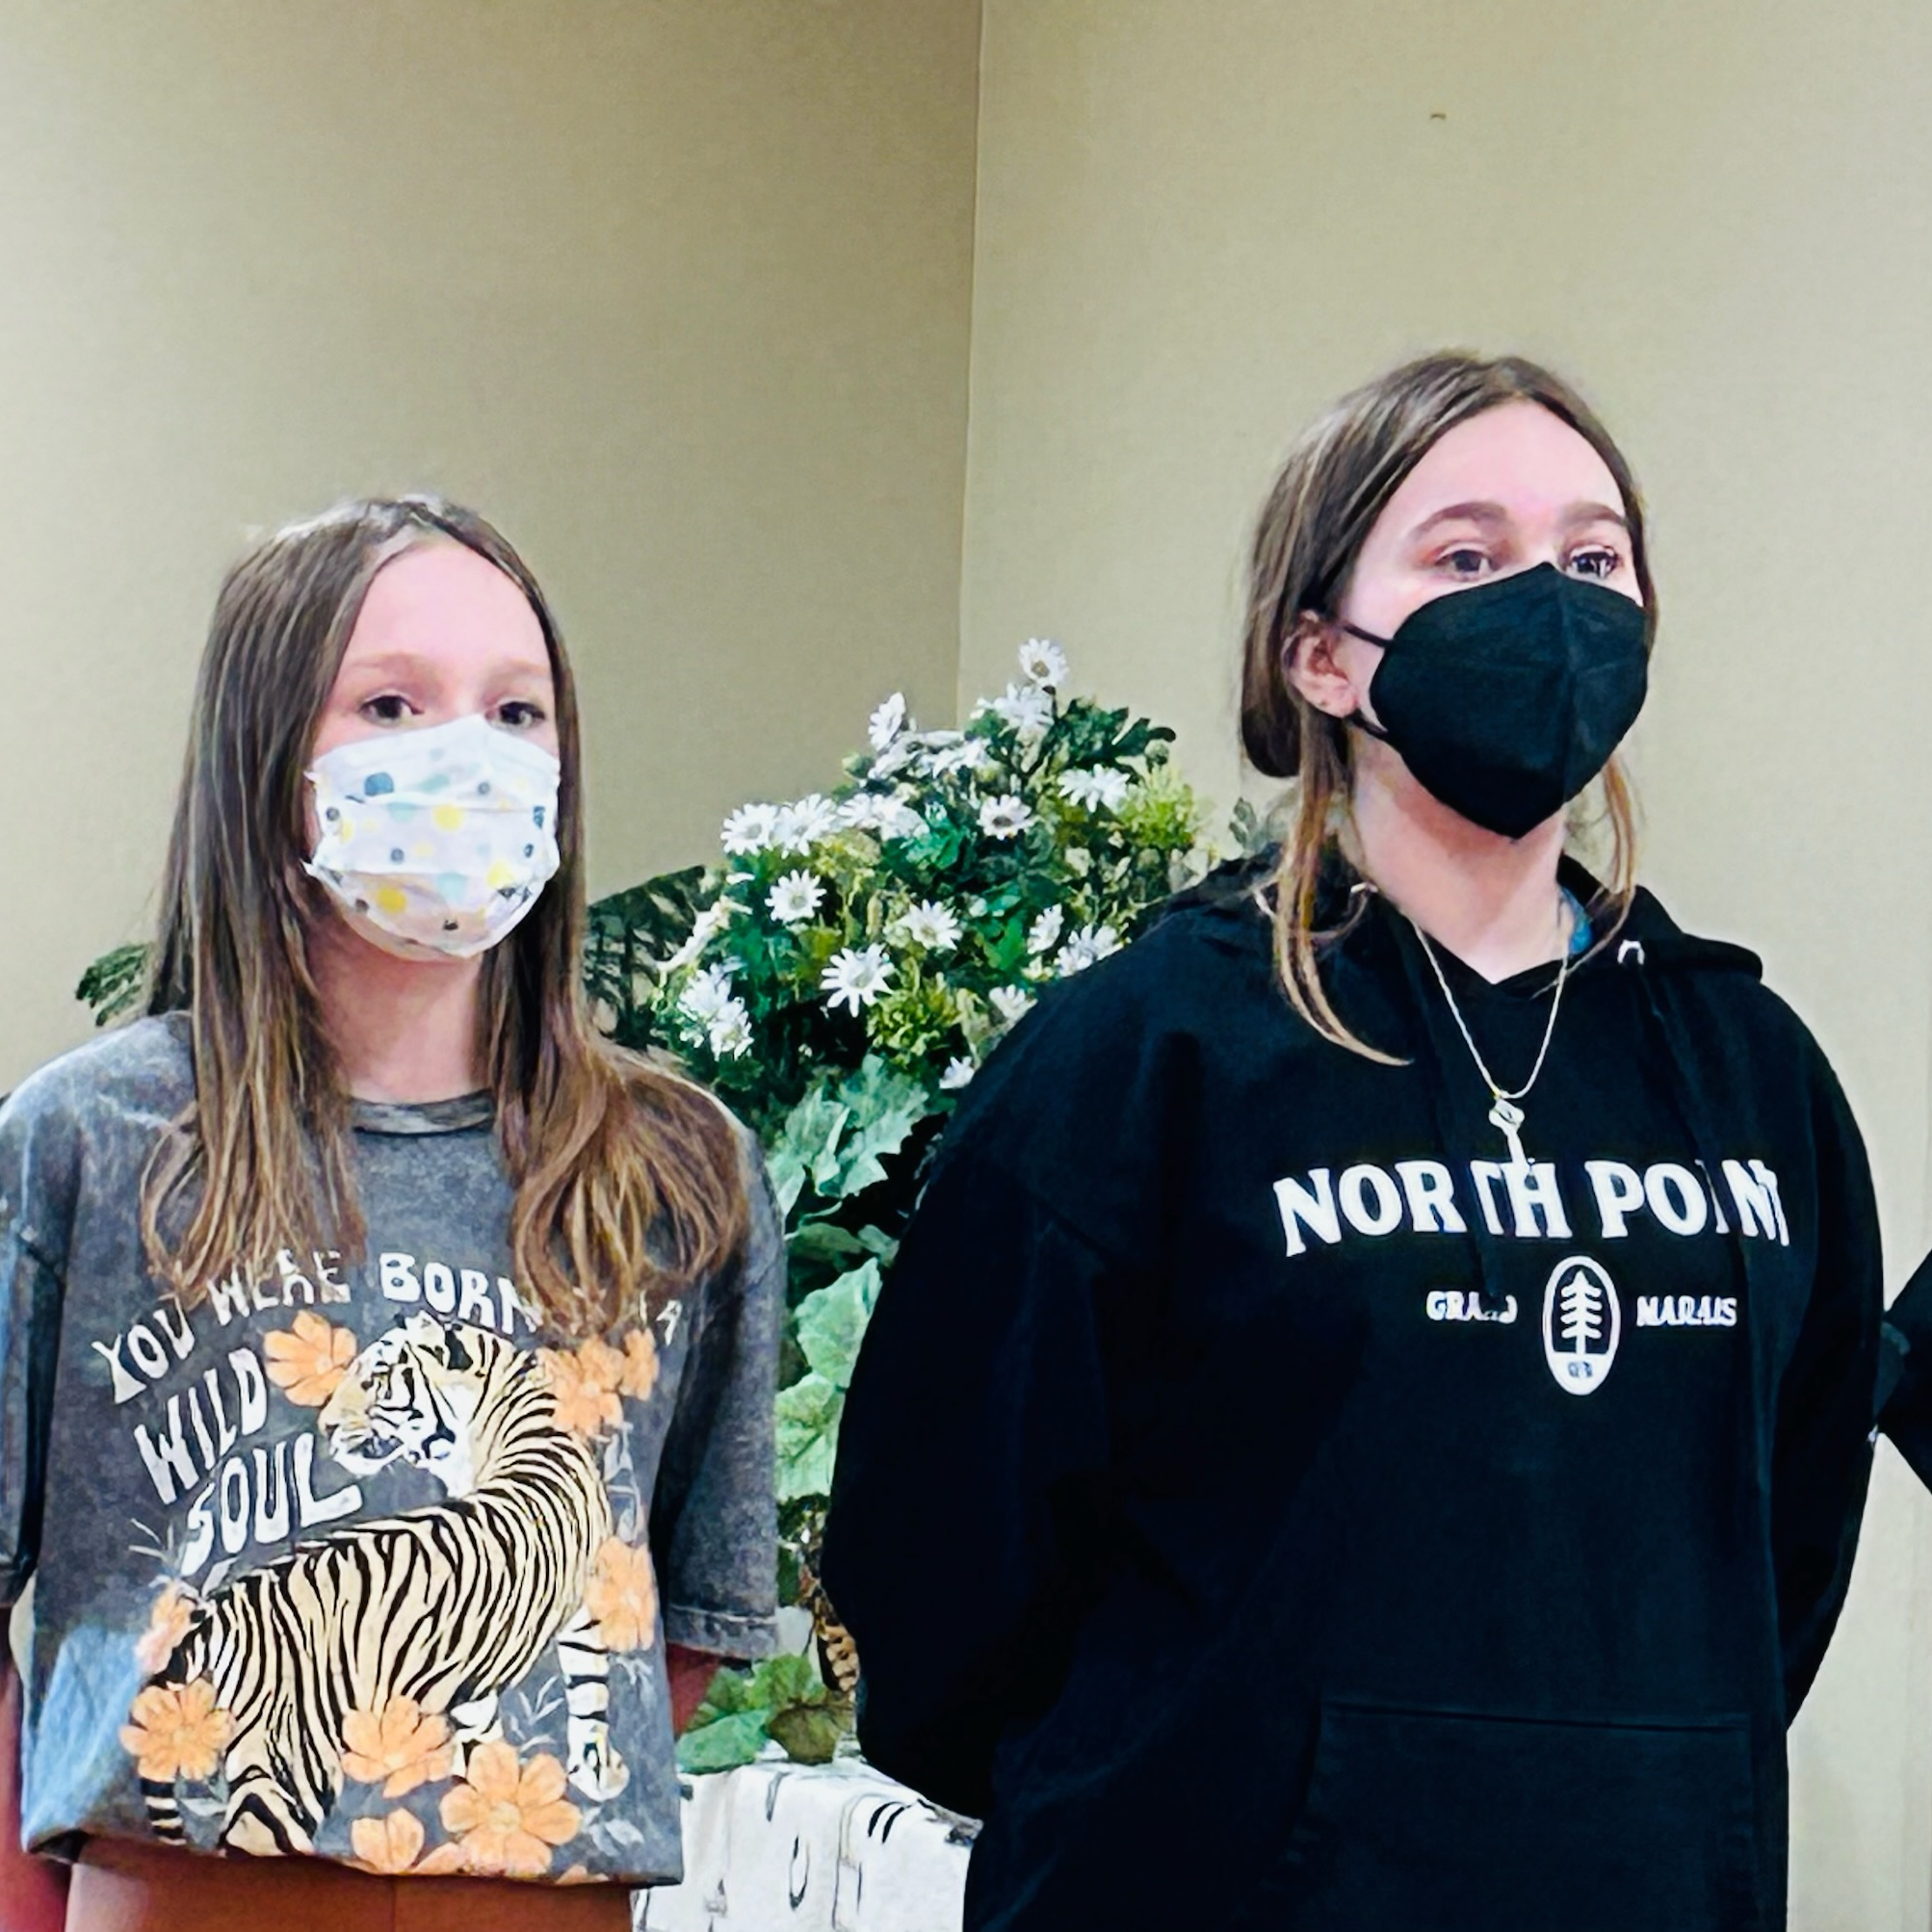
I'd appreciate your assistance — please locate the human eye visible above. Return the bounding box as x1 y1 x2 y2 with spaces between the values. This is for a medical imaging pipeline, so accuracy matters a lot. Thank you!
1435 544 1494 581
358 693 418 725
1566 545 1624 581
495 698 548 731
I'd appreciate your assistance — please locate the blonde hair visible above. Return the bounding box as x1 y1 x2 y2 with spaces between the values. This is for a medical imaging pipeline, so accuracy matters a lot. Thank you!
144 496 746 1334
1239 353 1657 1059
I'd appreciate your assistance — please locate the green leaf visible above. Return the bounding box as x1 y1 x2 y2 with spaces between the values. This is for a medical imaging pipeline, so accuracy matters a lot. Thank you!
786 1220 872 1267
774 1372 845 1501
690 1661 763 1719
795 1261 882 1389
767 1080 851 1214
746 1652 822 1708
768 1699 852 1766
823 1057 929 1198
854 1226 900 1262
76 942 150 1028
676 1710 771 1774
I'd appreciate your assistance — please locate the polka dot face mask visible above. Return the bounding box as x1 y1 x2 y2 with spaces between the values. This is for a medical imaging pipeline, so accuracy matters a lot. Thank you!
303 713 562 959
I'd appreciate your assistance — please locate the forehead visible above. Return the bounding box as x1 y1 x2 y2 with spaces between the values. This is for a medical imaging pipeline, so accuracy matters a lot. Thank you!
1376 400 1626 532
341 540 551 676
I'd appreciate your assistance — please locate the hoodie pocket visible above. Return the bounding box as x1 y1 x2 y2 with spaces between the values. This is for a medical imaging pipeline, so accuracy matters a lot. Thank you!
1241 1698 1762 1932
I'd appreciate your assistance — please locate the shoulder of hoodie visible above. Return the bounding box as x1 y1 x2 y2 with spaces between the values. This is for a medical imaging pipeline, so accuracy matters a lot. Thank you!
1613 879 1845 1079
935 870 1286 1199
0 1013 193 1260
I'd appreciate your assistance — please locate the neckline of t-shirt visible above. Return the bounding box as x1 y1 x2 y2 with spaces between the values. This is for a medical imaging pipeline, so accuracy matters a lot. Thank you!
350 1090 495 1136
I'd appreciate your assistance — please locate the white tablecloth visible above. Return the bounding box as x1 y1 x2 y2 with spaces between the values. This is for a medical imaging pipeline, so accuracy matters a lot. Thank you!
636 1757 975 1932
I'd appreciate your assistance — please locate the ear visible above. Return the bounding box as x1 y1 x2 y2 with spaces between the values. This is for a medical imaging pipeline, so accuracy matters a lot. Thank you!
1283 613 1370 722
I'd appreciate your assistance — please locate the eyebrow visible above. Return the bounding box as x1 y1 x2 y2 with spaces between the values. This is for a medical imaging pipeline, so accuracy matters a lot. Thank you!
339 649 552 682
1410 499 1631 537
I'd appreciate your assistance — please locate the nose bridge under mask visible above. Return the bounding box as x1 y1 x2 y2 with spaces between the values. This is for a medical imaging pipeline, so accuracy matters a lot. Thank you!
1339 562 1649 842
302 712 562 959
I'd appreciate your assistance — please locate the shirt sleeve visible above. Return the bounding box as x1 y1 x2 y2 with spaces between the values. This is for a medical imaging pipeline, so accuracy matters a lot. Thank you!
820 1145 1129 1819
649 1136 782 1658
0 1223 63 1613
1776 1051 1883 1720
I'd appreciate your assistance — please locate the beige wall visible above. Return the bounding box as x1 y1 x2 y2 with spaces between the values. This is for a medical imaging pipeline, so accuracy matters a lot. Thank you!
0 0 981 1091
962 2 1932 1925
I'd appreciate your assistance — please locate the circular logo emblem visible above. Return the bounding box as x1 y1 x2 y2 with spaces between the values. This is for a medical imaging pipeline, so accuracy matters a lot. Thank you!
1541 1255 1620 1397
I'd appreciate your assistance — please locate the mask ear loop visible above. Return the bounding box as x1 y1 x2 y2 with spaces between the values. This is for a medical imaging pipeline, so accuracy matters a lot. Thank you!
1332 618 1396 744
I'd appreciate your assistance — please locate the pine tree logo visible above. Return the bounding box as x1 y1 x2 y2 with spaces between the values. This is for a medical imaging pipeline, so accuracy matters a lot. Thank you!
1540 1256 1621 1397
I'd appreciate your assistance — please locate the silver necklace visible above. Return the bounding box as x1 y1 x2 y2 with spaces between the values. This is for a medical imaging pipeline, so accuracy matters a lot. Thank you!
1410 910 1573 1169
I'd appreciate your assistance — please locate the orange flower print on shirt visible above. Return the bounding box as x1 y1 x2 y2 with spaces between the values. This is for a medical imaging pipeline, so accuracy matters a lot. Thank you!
435 1740 583 1877
263 1310 357 1406
541 1339 625 1439
119 1680 233 1784
349 1808 429 1876
618 1326 660 1402
340 1696 455 1798
134 1581 196 1675
585 1536 658 1653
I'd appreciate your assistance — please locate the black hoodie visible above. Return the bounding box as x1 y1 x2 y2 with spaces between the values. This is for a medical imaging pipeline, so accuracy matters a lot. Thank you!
821 864 1881 1932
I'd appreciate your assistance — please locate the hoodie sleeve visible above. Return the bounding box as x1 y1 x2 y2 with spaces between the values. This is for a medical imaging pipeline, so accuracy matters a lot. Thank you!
1878 1249 1932 1483
1775 1053 1883 1720
819 1141 1132 1818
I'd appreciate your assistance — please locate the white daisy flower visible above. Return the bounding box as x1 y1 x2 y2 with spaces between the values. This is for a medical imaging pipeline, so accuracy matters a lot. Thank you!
678 963 738 1025
894 901 963 953
663 900 742 973
839 790 925 840
1056 923 1123 976
868 692 910 751
1058 766 1134 813
940 1056 977 1091
720 802 783 855
879 800 929 841
980 682 1054 743
1026 905 1065 955
988 984 1035 1027
925 736 991 778
766 870 824 927
1018 638 1069 690
838 792 891 831
979 794 1034 841
708 999 754 1059
775 793 840 853
822 945 895 1015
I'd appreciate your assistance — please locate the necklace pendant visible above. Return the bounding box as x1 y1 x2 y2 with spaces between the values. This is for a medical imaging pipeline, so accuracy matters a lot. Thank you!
1488 1095 1529 1169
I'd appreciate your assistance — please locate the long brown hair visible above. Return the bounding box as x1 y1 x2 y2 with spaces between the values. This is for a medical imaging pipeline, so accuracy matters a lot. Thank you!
1239 352 1658 1060
144 495 746 1333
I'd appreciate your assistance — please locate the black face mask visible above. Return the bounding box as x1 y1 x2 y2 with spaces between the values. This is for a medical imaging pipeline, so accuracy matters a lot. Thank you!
1340 562 1649 841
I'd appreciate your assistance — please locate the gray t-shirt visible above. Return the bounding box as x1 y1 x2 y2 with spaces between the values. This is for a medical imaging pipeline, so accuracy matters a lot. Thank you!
0 1013 779 1886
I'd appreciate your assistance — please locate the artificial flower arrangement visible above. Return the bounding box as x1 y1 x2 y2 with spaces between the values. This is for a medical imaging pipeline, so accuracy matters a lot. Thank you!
80 640 1220 1773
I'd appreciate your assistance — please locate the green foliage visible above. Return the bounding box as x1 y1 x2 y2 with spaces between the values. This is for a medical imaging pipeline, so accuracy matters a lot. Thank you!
76 943 149 1028
614 641 1221 1765
675 1652 851 1774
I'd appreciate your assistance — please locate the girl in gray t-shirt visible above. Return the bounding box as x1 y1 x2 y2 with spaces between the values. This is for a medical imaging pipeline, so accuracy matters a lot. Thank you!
0 496 779 1932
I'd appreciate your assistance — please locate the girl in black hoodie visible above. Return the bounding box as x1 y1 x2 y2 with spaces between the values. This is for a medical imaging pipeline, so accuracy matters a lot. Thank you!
820 352 1881 1931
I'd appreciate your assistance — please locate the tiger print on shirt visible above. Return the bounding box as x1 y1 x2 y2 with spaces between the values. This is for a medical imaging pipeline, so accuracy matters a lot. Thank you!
135 1314 622 1857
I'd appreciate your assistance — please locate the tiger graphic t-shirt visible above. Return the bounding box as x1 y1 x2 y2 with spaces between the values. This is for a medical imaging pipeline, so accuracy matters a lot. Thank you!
0 1014 780 1886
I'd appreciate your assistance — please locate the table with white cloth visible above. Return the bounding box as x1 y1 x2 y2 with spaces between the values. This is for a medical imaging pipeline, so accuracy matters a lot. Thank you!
636 1756 975 1932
